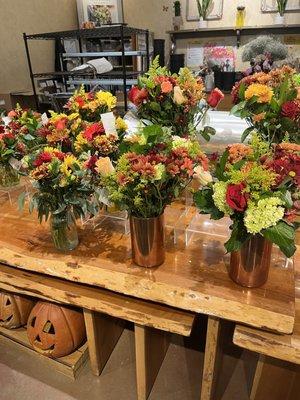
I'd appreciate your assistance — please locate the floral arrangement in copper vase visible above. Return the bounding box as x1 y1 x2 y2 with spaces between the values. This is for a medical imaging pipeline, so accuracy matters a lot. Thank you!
102 125 208 218
128 57 224 139
194 133 299 258
231 66 300 144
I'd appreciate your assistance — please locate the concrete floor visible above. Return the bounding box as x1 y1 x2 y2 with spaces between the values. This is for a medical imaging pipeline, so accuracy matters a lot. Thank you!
0 322 251 400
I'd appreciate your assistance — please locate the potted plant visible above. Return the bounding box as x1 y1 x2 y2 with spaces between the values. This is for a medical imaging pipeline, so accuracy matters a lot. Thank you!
231 66 300 144
194 134 299 287
128 57 224 140
102 125 208 267
173 1 183 31
196 0 212 28
275 0 288 25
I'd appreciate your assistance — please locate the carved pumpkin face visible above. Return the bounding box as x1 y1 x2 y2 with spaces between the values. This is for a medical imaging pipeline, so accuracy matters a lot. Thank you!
0 292 35 329
27 301 86 358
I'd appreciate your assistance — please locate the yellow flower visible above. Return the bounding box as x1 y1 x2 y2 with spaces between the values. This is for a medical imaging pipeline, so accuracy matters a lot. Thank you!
74 133 89 152
67 113 80 121
60 155 78 177
245 84 273 103
115 117 128 132
95 91 117 110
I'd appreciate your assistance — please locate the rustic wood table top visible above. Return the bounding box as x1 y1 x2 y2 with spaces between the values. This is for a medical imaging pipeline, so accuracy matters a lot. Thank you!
0 199 295 334
234 249 300 364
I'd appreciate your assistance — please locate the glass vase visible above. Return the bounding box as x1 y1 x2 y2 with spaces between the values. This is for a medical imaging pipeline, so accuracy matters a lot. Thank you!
229 235 273 288
130 213 165 268
50 210 79 251
0 163 20 188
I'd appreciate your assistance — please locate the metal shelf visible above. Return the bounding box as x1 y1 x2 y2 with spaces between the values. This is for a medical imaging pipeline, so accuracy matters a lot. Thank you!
33 70 144 79
25 25 148 40
67 78 138 86
62 51 147 58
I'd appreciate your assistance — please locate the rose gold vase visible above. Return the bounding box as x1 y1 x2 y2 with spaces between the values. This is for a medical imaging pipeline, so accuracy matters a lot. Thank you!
130 214 165 268
229 235 273 288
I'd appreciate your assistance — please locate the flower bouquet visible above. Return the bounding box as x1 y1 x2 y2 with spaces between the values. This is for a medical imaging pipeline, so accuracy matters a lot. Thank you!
128 57 224 139
231 66 300 144
102 124 208 267
64 86 117 122
0 125 23 187
20 147 97 251
194 134 299 287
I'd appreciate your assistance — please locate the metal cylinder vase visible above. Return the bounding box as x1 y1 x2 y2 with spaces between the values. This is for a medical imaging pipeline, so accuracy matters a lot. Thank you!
229 235 273 288
130 214 165 268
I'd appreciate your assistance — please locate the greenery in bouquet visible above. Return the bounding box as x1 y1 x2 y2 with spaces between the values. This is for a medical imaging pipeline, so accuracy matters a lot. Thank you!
194 134 299 258
64 86 117 122
231 66 300 143
128 57 224 139
20 146 97 222
102 124 208 218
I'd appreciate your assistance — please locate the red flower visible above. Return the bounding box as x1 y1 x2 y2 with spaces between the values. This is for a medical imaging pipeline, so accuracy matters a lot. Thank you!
207 88 224 108
226 183 248 212
34 152 53 167
281 101 300 121
54 117 68 131
83 123 105 141
85 155 98 172
128 87 148 106
75 96 85 108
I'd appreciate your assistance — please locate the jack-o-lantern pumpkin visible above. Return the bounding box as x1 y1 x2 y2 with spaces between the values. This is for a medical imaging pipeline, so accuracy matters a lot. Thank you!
27 301 86 358
0 292 35 329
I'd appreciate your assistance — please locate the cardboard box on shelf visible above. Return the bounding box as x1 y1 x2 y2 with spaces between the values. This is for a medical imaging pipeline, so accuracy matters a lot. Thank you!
0 90 36 112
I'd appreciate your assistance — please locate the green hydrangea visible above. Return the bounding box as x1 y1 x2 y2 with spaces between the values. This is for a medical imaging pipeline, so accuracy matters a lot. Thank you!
228 164 276 192
212 181 233 215
249 132 271 159
153 163 166 181
293 74 300 86
172 137 202 158
244 197 285 234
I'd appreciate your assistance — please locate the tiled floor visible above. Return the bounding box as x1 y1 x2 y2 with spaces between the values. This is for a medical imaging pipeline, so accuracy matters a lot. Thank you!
0 324 251 400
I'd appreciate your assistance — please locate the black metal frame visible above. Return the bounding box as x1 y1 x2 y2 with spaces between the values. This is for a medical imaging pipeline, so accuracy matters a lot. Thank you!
23 24 150 112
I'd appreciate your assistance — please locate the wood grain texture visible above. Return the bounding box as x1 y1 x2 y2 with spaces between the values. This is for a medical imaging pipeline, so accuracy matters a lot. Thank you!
84 310 123 376
200 317 221 400
135 325 169 400
0 326 88 379
0 202 295 333
234 250 300 365
0 264 195 336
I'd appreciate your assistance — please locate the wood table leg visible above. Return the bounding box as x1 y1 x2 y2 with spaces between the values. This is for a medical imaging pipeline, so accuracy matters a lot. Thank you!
83 309 124 376
250 354 297 400
200 316 221 400
134 324 170 400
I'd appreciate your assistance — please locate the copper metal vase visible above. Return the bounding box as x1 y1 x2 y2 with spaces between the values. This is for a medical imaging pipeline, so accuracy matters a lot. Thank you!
130 214 165 268
229 235 273 288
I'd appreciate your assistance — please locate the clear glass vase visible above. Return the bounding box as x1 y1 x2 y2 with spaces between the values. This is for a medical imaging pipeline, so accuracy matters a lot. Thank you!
0 163 20 188
50 210 79 251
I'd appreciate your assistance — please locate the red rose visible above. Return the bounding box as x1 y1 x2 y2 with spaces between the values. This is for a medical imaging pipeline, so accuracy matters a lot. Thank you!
226 183 248 212
207 88 224 108
281 101 300 121
128 86 148 106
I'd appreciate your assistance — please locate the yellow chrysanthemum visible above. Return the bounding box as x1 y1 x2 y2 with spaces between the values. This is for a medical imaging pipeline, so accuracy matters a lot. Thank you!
245 83 273 103
115 117 128 132
95 91 117 109
60 154 78 177
74 133 89 152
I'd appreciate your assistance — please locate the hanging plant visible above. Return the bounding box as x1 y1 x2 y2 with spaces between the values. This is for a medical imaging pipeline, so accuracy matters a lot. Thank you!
196 0 212 20
276 0 288 16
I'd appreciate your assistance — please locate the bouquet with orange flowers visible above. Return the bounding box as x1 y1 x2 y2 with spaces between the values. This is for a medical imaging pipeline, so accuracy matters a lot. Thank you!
128 57 224 139
64 86 117 122
231 66 300 143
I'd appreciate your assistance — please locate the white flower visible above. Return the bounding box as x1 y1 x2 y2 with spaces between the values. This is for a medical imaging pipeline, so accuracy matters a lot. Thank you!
194 165 213 186
173 86 187 105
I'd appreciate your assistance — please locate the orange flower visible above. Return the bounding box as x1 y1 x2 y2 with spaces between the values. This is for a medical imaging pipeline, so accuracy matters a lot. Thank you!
278 143 300 152
228 143 253 163
245 84 273 103
161 81 173 94
253 112 266 122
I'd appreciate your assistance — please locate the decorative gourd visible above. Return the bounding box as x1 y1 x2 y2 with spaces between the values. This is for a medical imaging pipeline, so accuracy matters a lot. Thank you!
0 292 35 329
27 301 86 358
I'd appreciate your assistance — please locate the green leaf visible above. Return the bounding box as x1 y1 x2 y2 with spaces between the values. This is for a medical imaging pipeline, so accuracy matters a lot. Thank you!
193 189 224 220
241 127 253 143
262 221 296 258
149 102 161 112
238 82 246 100
215 149 229 181
18 192 26 211
225 219 250 253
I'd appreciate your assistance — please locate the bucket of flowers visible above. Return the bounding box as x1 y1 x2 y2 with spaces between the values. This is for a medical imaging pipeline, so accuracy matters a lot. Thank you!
102 124 208 268
231 66 300 144
128 57 224 139
194 133 299 287
0 125 23 187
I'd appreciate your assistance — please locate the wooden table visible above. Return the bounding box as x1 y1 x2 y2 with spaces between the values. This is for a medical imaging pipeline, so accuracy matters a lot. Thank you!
0 199 296 399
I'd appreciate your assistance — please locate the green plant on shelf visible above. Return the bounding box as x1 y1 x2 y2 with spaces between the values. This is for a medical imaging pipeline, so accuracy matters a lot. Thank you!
276 0 288 16
196 0 212 19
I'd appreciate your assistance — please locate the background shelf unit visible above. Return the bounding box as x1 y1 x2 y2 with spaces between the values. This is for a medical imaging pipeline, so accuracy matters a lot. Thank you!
23 24 151 112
